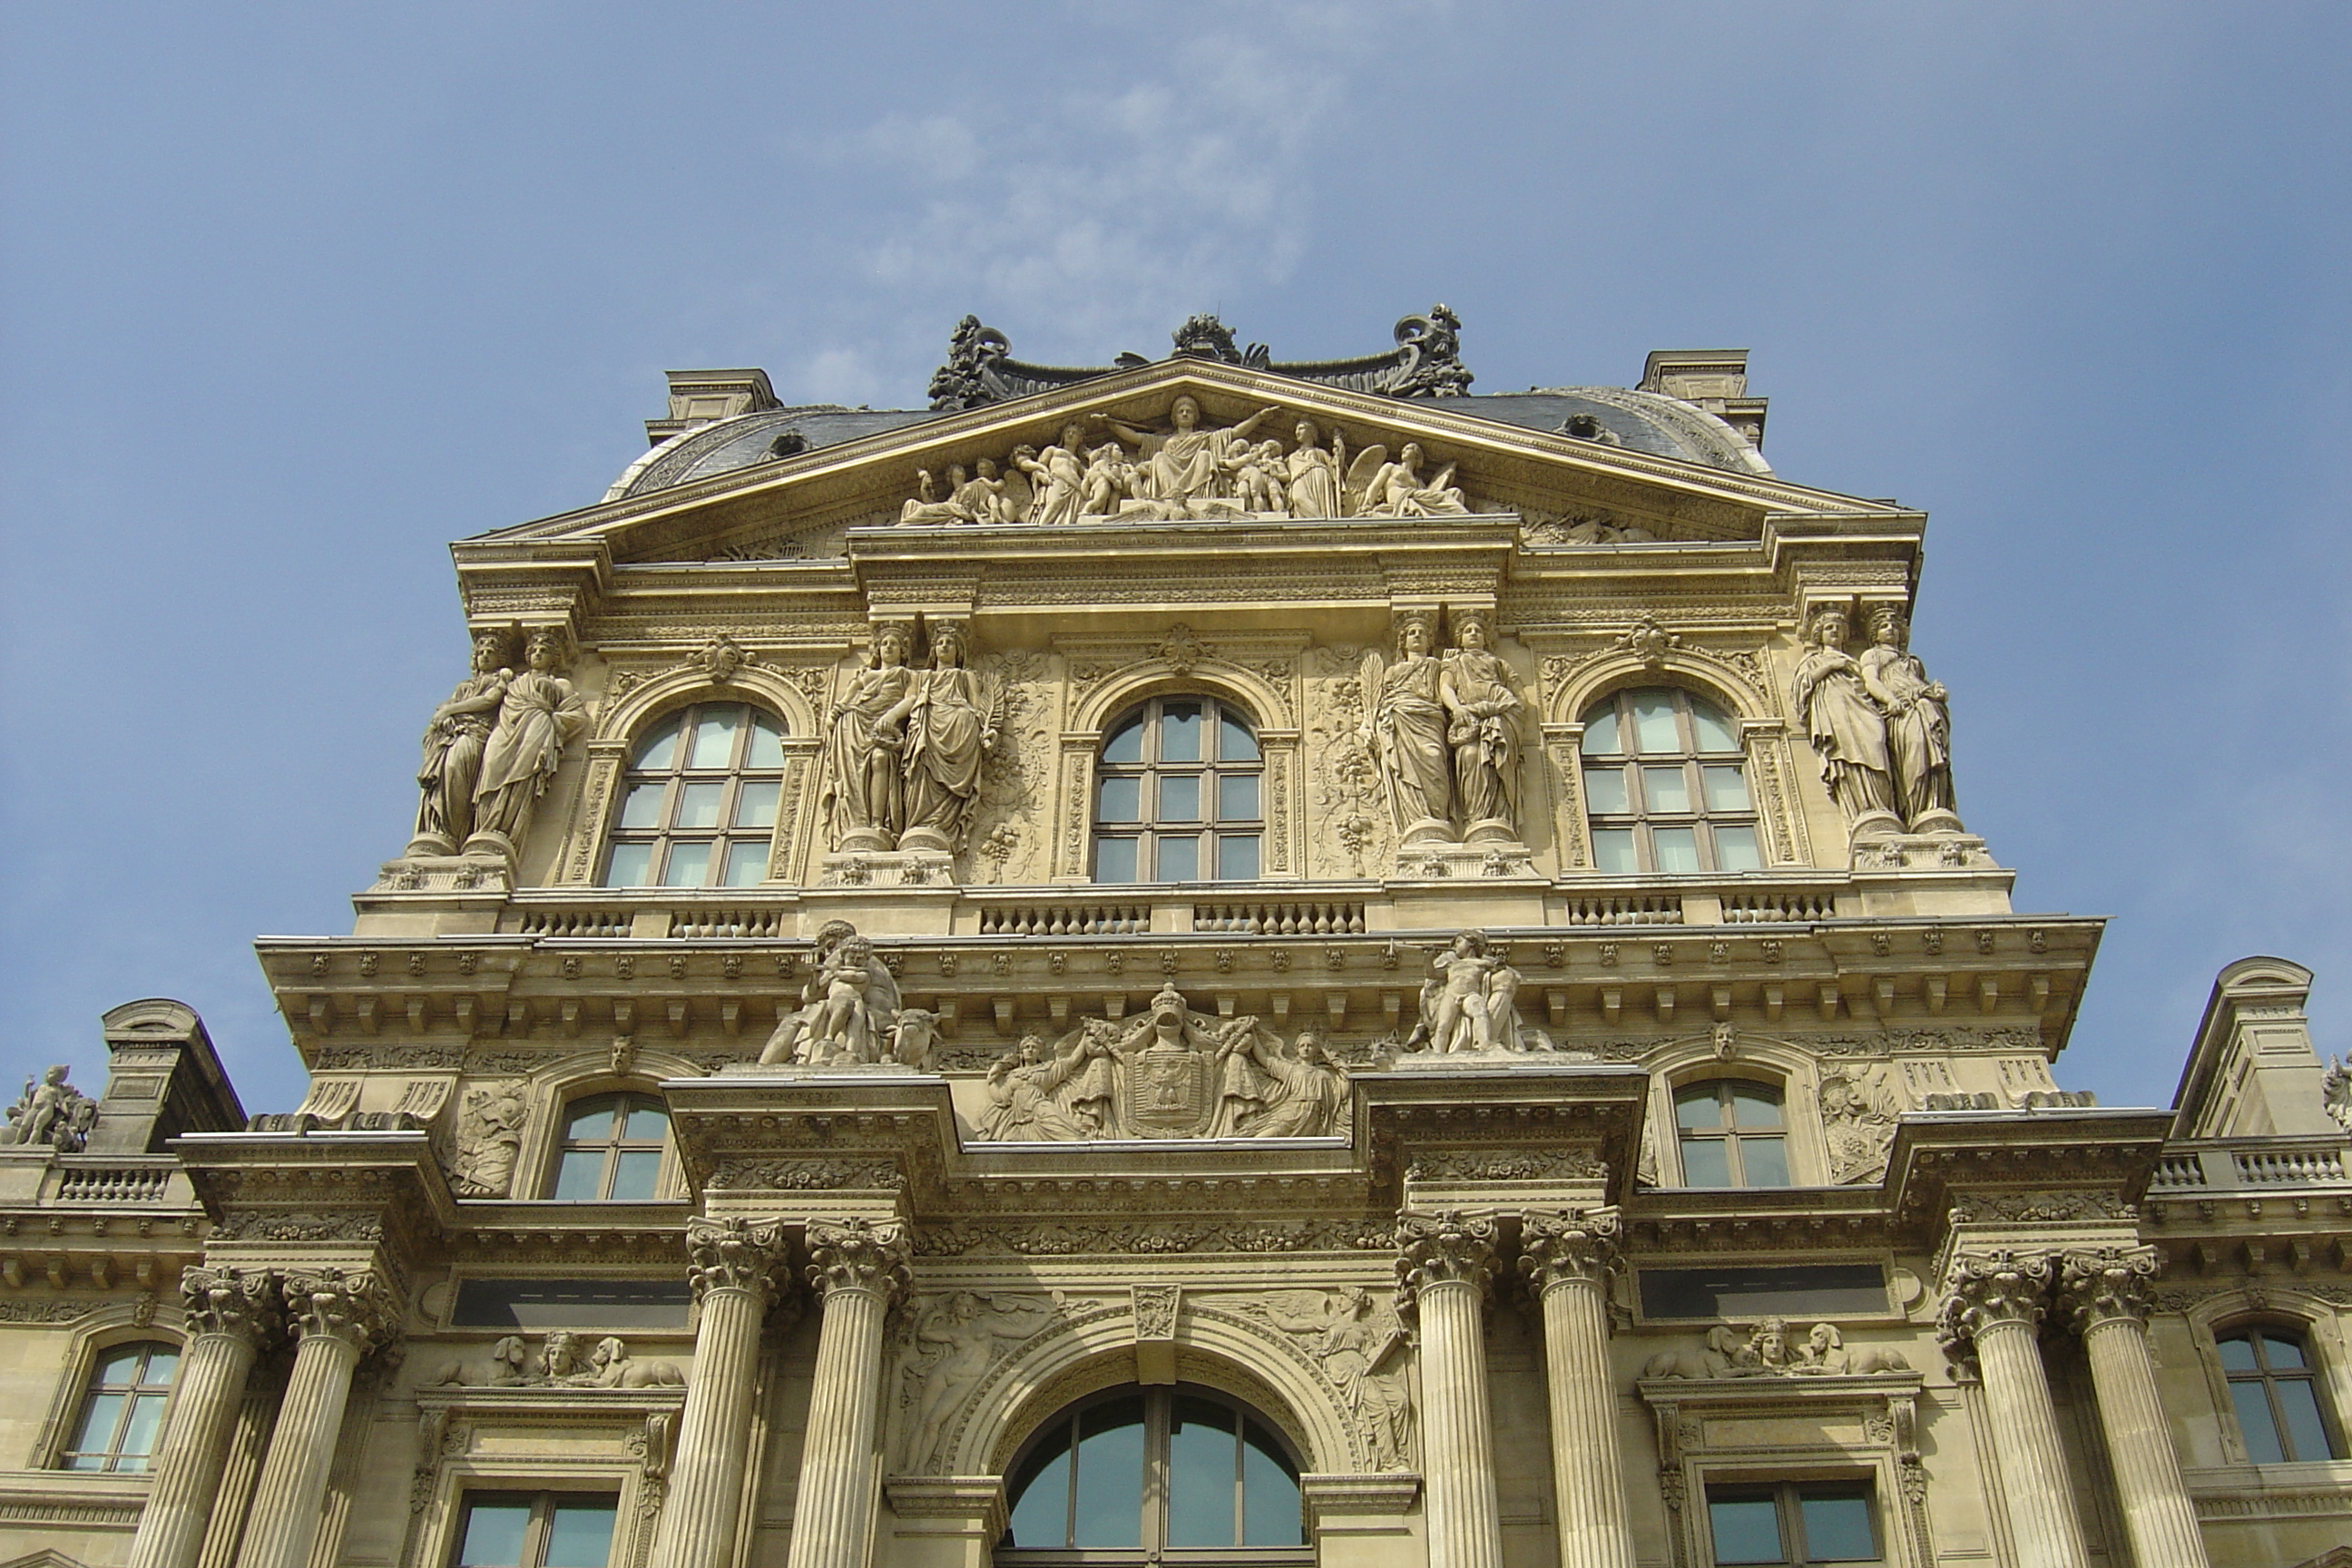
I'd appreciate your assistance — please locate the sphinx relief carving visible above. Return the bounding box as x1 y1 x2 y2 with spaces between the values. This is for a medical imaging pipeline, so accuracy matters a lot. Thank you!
826 621 1004 857
972 985 1348 1142
427 1331 684 1388
1642 1317 1908 1380
1244 1287 1415 1469
1359 609 1530 848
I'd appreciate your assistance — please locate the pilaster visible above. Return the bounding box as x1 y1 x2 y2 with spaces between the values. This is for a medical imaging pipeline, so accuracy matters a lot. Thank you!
787 1218 913 1568
1936 1248 2087 1568
649 1216 793 1568
128 1266 281 1568
1519 1208 1635 1568
2058 1245 2210 1568
236 1267 398 1568
1396 1211 1503 1568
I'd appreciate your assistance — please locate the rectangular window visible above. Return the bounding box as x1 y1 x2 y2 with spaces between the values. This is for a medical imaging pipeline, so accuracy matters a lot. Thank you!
454 1493 619 1568
1706 1482 1879 1565
1639 1264 1889 1321
449 1279 693 1331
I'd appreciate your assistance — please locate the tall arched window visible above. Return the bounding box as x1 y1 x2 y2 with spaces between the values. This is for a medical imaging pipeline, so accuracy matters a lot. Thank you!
1674 1079 1790 1188
1093 697 1263 884
603 701 786 888
60 1340 179 1472
1002 1384 1307 1562
1580 687 1760 874
551 1093 670 1200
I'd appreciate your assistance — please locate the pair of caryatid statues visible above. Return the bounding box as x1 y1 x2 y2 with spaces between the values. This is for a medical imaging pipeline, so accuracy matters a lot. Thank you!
901 395 1474 528
1788 603 1962 839
409 624 588 860
825 620 1002 858
1360 607 1528 847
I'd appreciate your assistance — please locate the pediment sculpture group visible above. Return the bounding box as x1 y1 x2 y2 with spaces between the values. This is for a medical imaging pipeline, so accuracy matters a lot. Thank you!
1361 608 1530 846
901 396 1475 527
409 624 587 862
1788 604 1961 838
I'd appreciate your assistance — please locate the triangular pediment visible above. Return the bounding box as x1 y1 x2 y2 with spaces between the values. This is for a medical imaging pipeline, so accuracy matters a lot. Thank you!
471 358 1905 569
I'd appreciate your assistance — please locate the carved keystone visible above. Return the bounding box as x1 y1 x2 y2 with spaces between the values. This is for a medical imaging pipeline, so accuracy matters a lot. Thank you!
180 1263 283 1348
684 1215 791 1309
806 1217 913 1307
1518 1206 1622 1296
2056 1244 2161 1334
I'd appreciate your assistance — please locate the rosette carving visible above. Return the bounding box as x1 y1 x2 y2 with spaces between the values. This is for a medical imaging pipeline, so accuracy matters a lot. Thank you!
2056 1244 2160 1332
806 1217 913 1306
1517 1206 1622 1294
1395 1210 1501 1303
180 1263 281 1348
1936 1247 2055 1347
684 1216 790 1308
280 1266 398 1352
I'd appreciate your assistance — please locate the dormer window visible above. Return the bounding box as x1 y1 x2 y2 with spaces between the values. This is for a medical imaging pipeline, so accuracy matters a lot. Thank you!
1674 1079 1790 1188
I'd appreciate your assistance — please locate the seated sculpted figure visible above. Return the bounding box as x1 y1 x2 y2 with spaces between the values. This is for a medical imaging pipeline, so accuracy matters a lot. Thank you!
1357 442 1470 517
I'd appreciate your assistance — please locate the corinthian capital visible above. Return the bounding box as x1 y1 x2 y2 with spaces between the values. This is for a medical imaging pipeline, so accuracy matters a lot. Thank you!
805 1217 913 1305
280 1266 398 1353
2056 1244 2160 1333
1518 1207 1622 1295
1936 1247 2055 1346
1395 1210 1501 1302
684 1216 790 1307
180 1264 281 1348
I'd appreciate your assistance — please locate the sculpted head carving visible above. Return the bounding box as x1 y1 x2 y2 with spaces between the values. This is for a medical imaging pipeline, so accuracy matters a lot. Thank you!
1150 984 1189 1025
1394 610 1436 658
1293 417 1320 448
1867 604 1908 647
469 626 514 673
1171 395 1201 431
870 622 913 668
1806 607 1853 650
1059 421 1086 452
523 625 572 671
927 621 968 667
1017 1033 1047 1066
1453 609 1494 651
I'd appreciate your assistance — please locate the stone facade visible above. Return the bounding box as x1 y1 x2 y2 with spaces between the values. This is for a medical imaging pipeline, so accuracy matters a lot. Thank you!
4 313 2347 1568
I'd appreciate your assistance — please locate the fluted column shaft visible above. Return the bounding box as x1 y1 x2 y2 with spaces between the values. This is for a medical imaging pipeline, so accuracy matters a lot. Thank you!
1940 1250 2087 1568
1398 1212 1504 1568
651 1218 790 1568
2063 1249 2210 1568
129 1268 279 1568
1521 1210 1635 1568
785 1219 911 1568
236 1269 393 1568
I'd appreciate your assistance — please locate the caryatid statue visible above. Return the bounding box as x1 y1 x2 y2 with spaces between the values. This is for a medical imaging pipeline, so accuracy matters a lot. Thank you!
1788 606 1900 838
465 626 587 858
1093 395 1283 519
824 621 920 852
408 625 514 857
1358 610 1453 844
1858 604 1962 833
899 621 1001 854
1440 609 1524 842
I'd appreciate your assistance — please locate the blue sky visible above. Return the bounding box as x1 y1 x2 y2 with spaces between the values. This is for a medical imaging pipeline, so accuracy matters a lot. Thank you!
4 4 2347 1118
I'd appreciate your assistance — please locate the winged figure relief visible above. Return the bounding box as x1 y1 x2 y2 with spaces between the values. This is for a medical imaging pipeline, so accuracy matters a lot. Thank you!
1255 1287 1414 1469
899 1291 1061 1468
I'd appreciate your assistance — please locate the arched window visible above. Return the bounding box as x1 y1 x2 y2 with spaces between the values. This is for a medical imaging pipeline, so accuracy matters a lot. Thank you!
2217 1326 2344 1463
1674 1079 1790 1188
1002 1384 1307 1562
60 1340 179 1472
1093 697 1263 884
603 701 786 888
551 1093 670 1200
1580 688 1760 874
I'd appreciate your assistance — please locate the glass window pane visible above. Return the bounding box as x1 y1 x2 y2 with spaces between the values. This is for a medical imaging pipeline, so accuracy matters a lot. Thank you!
553 1151 607 1201
118 1393 169 1461
1677 1086 1726 1130
746 713 786 769
1581 704 1621 755
1098 776 1141 823
1642 766 1691 814
1690 699 1740 752
675 781 725 829
1799 1490 1877 1561
1157 834 1199 883
2275 1380 2335 1462
688 709 739 769
1102 716 1144 765
141 1348 179 1385
1095 837 1138 883
1240 1419 1302 1546
616 779 668 831
565 1098 617 1141
1006 1424 1074 1549
95 1347 143 1383
1072 1398 1145 1548
1159 773 1201 822
1702 764 1751 812
722 839 769 887
1218 835 1259 881
1219 773 1259 821
1713 826 1762 873
1160 701 1202 762
2217 1336 2259 1372
1680 1138 1731 1188
609 1150 662 1201
67 1393 124 1458
1591 828 1637 874
1167 1396 1238 1547
1707 1494 1784 1563
622 1102 668 1140
1731 1086 1782 1127
1583 765 1630 814
1632 691 1680 753
604 842 653 887
631 715 682 772
456 1500 533 1567
2259 1332 2307 1369
1652 827 1700 874
2231 1380 2287 1464
1740 1135 1790 1188
661 841 713 887
544 1500 619 1568
1219 710 1259 761
734 779 779 828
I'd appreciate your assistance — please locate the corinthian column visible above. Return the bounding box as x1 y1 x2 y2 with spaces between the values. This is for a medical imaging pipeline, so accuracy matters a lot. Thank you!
1938 1250 2087 1568
1519 1210 1635 1568
129 1267 280 1568
1396 1211 1504 1568
785 1219 912 1568
2060 1247 2210 1568
236 1268 395 1568
650 1217 791 1568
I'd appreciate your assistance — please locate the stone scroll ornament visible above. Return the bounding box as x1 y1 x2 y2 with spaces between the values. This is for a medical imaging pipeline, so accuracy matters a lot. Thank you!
969 984 1348 1142
280 1266 400 1354
758 919 939 1072
806 1218 914 1304
1 1065 98 1151
2057 1244 2161 1332
407 626 514 857
181 1264 283 1348
1393 1210 1502 1312
463 626 587 861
